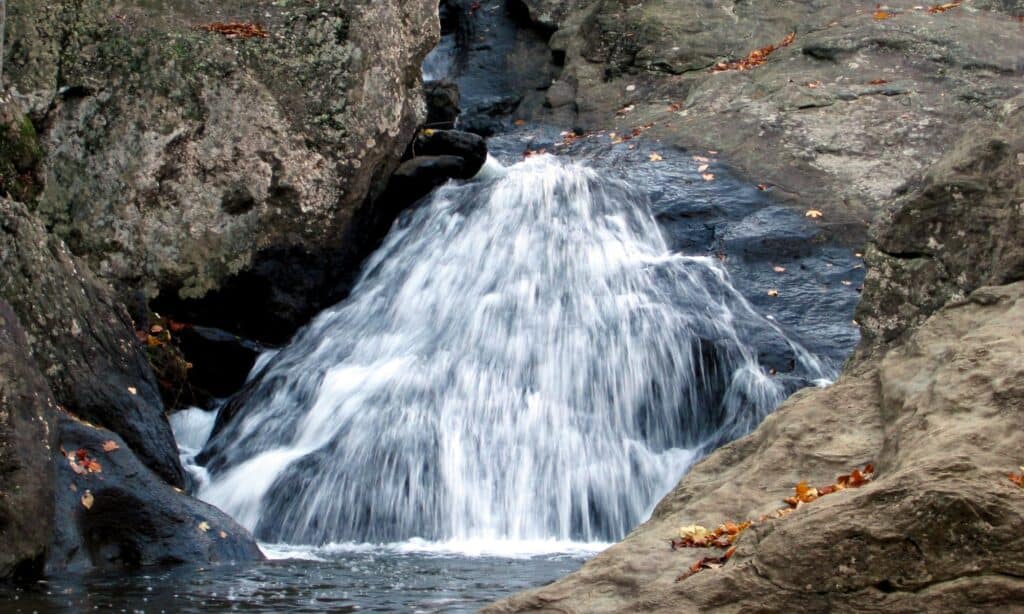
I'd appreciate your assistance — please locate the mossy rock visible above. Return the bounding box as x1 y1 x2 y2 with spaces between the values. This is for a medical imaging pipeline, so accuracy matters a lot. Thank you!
0 100 42 203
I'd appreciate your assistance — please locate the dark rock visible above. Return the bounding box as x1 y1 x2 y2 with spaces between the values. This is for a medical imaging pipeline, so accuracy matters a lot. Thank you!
175 326 265 401
413 130 488 177
387 155 472 203
0 198 185 488
424 81 461 130
48 414 264 572
0 301 57 581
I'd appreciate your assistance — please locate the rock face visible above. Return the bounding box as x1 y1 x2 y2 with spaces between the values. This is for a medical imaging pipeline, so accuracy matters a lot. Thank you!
488 91 1024 612
524 0 1023 238
0 302 56 581
857 97 1024 353
48 414 263 572
0 197 185 488
5 0 439 343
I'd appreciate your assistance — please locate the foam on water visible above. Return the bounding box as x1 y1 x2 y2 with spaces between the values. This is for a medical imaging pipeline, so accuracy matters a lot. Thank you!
193 155 831 549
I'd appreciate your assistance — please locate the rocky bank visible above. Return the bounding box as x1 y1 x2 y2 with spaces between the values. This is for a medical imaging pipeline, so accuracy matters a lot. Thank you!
0 0 441 580
488 2 1024 607
519 0 1022 240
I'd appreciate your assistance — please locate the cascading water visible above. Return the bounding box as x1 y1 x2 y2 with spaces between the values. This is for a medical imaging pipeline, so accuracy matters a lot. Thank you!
195 155 830 547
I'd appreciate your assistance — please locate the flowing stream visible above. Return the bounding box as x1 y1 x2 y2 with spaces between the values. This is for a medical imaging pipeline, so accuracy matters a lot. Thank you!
189 154 831 550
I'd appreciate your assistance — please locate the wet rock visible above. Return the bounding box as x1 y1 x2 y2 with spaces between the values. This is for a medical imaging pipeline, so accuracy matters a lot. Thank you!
174 325 265 402
424 81 462 130
0 302 57 581
0 198 185 488
48 414 263 572
5 0 439 341
388 156 473 202
413 129 488 176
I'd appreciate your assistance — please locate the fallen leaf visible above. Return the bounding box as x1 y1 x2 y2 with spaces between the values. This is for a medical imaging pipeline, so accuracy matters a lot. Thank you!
697 164 710 173
841 280 853 286
805 209 824 219
101 440 120 452
197 22 269 39
219 530 229 539
127 386 138 395
873 10 892 20
692 155 711 163
767 289 780 297
773 266 786 273
927 1 962 13
649 152 664 162
712 32 796 72
198 521 211 533
514 119 526 126
805 80 822 88
702 173 716 182
81 490 94 510
869 79 891 85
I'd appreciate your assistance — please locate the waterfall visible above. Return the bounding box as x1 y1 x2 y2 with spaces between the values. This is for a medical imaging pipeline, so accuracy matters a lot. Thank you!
195 155 829 546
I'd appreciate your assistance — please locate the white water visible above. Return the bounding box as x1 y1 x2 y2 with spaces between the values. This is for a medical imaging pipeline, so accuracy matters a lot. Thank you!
192 155 829 550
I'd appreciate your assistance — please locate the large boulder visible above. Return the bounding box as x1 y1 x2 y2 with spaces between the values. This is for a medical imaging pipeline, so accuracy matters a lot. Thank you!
48 414 263 572
5 0 439 343
0 301 57 581
0 197 185 487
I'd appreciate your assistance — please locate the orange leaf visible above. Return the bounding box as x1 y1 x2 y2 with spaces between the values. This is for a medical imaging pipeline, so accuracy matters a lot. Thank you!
102 440 120 452
873 10 892 20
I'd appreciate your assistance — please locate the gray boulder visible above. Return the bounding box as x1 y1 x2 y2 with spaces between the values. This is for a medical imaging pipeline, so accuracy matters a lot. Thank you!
5 0 439 342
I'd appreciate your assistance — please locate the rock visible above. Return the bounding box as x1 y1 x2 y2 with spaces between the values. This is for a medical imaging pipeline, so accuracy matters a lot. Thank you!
0 197 185 488
0 301 57 581
174 325 265 402
413 129 488 176
385 155 474 205
5 0 439 342
424 81 461 130
491 281 1024 612
533 0 1024 238
856 97 1024 354
48 414 264 572
0 97 42 203
518 0 586 31
544 80 576 109
490 80 1024 614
